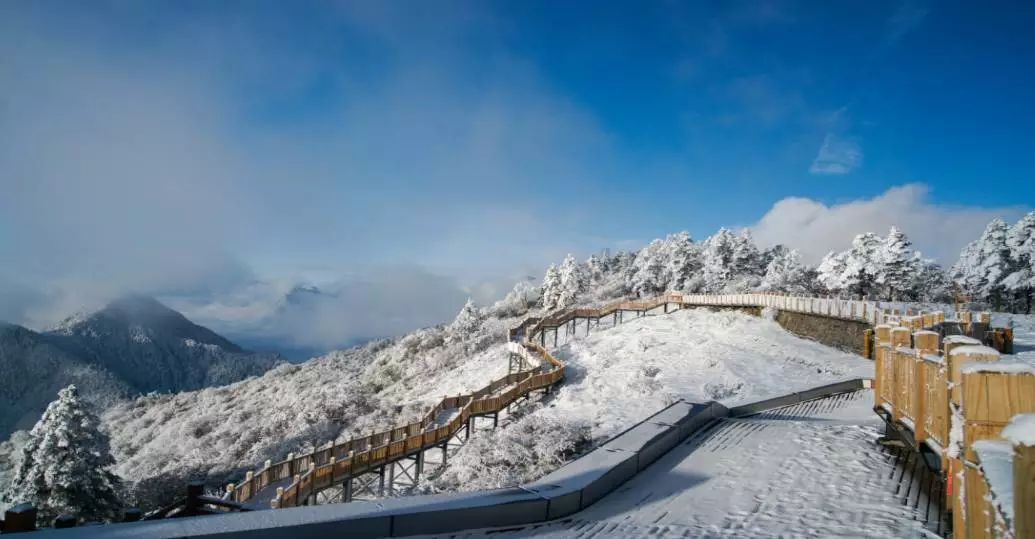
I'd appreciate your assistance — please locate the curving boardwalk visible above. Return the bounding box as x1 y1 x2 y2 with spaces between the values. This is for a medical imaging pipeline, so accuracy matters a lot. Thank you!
228 292 935 511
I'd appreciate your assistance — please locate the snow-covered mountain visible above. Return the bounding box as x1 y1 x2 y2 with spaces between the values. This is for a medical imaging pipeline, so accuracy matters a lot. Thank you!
0 296 284 439
43 295 282 394
0 323 131 438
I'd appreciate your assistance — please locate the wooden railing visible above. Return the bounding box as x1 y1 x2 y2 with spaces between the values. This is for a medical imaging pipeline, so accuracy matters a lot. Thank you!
873 310 1033 538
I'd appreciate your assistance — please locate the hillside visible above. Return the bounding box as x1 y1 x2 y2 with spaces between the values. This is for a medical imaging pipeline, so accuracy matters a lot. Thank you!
0 296 284 440
0 323 131 437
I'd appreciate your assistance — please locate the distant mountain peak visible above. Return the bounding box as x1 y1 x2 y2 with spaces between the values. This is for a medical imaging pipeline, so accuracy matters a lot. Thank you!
48 294 245 353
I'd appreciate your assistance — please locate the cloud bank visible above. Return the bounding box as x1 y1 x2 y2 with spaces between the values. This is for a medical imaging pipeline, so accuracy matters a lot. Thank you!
751 184 1024 264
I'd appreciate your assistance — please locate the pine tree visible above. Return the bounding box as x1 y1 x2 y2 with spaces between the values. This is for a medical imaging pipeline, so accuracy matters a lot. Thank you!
631 240 668 296
665 232 700 292
585 254 605 285
760 248 810 293
540 264 562 310
556 254 587 308
877 226 914 300
1005 212 1035 313
906 255 950 302
447 299 483 349
841 233 883 298
3 386 122 525
730 229 763 276
702 228 736 292
974 219 1013 308
816 251 848 294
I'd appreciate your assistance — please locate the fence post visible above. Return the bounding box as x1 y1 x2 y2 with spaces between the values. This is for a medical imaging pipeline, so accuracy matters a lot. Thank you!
54 514 77 529
122 508 142 522
185 481 205 516
1004 414 1034 539
3 503 37 532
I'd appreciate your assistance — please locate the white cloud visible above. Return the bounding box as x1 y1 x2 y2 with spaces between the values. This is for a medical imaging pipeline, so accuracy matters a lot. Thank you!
809 133 862 175
751 184 1025 264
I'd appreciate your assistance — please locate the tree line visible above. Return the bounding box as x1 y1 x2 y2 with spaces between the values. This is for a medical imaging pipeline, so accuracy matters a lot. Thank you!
539 212 1035 313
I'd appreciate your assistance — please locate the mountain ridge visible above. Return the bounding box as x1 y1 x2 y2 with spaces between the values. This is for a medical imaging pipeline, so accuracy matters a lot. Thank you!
0 295 284 438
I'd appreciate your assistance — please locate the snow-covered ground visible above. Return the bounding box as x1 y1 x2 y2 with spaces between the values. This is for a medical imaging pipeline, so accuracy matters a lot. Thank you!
992 312 1035 368
426 308 874 494
416 390 941 538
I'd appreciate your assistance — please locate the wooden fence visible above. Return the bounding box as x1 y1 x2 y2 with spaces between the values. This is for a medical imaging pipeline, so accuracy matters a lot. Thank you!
873 312 1033 538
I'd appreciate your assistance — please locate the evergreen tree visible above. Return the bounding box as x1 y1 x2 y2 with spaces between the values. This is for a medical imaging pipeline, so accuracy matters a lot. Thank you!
447 299 483 350
841 233 883 298
760 248 810 293
540 264 562 310
702 228 736 292
906 255 950 302
730 229 763 277
877 226 914 300
665 232 700 292
631 240 668 296
3 386 122 525
816 251 848 293
556 254 587 308
585 254 605 285
1005 212 1035 313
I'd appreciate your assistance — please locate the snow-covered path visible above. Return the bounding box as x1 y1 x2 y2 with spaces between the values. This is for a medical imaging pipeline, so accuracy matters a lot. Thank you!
418 390 946 538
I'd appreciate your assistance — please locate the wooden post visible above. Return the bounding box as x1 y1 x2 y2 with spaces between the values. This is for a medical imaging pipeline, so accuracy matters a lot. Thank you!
890 327 911 421
54 515 77 529
913 330 939 443
3 503 36 532
863 328 874 360
948 344 998 407
1004 414 1035 539
874 325 892 409
185 482 204 516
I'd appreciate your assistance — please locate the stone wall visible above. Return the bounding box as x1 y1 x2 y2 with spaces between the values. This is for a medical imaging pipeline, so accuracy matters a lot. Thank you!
685 305 871 357
773 310 871 356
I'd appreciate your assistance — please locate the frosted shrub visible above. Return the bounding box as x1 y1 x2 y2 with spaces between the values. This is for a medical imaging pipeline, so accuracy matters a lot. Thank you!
426 412 591 492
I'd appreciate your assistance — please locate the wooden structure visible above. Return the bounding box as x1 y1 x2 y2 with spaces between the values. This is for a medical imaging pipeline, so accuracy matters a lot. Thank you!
873 308 1035 538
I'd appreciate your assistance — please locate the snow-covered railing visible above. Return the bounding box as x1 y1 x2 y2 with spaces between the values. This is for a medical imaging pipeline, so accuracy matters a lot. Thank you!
873 316 1035 538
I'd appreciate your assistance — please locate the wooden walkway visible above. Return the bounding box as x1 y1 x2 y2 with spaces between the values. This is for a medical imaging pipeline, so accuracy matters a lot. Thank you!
226 292 958 511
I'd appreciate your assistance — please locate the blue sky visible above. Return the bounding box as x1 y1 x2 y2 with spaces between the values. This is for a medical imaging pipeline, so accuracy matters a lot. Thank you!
1 1 1032 347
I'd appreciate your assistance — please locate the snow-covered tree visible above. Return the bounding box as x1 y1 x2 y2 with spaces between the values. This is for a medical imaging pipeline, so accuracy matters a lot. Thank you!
447 299 484 349
3 386 122 525
841 233 883 298
952 219 1014 309
816 251 848 293
631 240 669 296
540 264 562 310
730 230 763 276
906 255 950 302
556 254 587 309
585 254 606 285
491 280 541 318
760 248 811 293
701 228 736 292
877 226 914 300
665 232 701 292
1005 212 1035 313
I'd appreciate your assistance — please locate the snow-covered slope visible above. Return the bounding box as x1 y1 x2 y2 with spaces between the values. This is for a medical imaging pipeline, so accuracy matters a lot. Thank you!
100 312 523 509
427 308 873 493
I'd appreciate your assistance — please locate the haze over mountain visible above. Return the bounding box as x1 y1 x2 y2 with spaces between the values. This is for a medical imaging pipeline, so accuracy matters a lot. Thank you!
0 295 283 438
